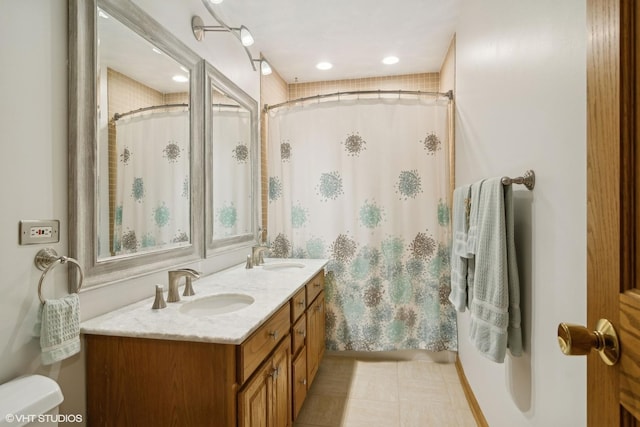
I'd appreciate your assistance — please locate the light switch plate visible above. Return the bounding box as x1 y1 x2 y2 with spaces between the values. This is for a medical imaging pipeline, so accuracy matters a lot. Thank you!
19 220 60 245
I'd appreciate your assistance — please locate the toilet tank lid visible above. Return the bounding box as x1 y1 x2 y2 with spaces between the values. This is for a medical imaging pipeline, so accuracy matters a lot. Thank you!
0 375 63 423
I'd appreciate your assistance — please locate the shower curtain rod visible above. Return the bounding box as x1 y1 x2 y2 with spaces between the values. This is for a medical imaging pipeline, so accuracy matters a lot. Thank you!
264 89 453 112
212 103 243 109
113 103 189 121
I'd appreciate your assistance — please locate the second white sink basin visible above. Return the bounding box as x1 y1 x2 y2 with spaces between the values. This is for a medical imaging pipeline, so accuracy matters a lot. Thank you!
262 262 305 270
180 294 255 317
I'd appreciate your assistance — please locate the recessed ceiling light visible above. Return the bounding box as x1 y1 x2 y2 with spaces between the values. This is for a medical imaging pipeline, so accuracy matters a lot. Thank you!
152 48 163 55
209 0 224 4
382 56 399 65
172 75 189 83
316 62 333 71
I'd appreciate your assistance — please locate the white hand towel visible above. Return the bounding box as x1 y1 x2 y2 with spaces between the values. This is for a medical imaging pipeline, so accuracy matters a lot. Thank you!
36 294 81 365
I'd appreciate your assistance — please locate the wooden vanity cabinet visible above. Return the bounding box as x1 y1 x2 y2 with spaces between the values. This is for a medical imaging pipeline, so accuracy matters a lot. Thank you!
85 269 326 427
85 335 239 427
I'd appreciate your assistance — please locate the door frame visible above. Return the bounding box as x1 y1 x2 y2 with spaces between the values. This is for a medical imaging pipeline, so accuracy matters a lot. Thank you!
587 0 637 425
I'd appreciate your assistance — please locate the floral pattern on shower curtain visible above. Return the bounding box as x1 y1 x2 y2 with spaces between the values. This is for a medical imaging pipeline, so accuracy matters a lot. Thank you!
267 98 457 352
113 111 190 255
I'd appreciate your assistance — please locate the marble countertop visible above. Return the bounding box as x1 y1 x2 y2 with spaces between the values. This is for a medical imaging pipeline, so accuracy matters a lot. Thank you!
80 258 328 345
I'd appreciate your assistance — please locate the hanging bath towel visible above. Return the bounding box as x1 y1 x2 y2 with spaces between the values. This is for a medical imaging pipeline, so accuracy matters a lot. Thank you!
449 184 471 311
468 178 522 363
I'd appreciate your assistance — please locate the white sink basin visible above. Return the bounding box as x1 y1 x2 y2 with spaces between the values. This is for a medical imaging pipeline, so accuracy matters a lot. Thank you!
261 262 305 270
179 294 255 316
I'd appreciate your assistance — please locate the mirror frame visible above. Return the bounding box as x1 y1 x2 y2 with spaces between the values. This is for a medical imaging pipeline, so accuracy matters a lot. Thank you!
204 62 260 255
69 0 204 290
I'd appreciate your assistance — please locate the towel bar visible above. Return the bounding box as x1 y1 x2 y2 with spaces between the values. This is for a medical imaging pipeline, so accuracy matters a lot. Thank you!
501 170 535 190
34 248 84 304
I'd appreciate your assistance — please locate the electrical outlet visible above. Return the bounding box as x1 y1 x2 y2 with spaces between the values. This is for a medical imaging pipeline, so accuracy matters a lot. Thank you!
19 220 60 245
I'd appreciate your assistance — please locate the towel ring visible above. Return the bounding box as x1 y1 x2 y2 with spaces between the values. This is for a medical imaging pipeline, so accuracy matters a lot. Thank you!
35 248 84 304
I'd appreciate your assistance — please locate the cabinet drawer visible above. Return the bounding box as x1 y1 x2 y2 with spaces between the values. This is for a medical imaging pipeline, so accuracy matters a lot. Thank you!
291 287 307 322
305 271 324 305
291 313 306 356
238 304 291 384
292 348 307 421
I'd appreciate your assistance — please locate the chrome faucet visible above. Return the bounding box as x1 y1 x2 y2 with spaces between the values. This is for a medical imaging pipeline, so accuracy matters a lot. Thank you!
167 268 200 302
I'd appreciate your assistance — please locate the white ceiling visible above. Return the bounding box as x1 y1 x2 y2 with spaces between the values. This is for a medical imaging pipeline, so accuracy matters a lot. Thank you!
209 0 462 83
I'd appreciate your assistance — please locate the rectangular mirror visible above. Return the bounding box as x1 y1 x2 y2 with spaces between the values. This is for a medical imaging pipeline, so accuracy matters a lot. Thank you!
69 0 204 289
204 62 259 254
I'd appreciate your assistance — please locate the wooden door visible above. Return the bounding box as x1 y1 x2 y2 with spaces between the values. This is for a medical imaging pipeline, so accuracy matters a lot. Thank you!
238 362 270 427
587 0 640 425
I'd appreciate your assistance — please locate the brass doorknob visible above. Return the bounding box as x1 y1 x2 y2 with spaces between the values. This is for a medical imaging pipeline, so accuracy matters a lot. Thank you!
557 319 619 365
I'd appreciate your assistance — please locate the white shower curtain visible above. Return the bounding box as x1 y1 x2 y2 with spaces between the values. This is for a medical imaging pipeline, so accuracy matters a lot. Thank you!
267 97 457 352
113 110 190 255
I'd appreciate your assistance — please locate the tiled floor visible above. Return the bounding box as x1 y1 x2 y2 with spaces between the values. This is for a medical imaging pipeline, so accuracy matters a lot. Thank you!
294 354 477 427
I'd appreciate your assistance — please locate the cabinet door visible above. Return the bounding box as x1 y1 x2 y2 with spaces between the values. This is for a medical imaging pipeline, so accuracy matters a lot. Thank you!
292 349 307 421
238 363 270 427
306 292 325 387
271 337 292 427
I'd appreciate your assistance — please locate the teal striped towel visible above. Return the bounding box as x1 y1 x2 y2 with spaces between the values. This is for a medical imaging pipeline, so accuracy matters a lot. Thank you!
35 294 81 365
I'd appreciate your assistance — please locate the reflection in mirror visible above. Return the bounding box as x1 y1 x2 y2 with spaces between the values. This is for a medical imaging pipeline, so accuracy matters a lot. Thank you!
205 63 259 253
69 0 203 289
211 87 252 239
97 7 191 259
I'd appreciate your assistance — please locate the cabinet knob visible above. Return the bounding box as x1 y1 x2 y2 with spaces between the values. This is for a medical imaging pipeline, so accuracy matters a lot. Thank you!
268 330 279 340
297 299 305 307
313 282 321 288
300 378 307 385
297 329 306 337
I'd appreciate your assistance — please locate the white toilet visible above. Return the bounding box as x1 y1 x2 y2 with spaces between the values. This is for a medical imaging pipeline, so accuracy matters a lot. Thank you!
0 375 64 427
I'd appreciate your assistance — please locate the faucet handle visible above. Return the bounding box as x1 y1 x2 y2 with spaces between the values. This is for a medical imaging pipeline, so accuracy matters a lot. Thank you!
181 269 200 296
245 254 253 269
183 277 195 296
152 285 167 309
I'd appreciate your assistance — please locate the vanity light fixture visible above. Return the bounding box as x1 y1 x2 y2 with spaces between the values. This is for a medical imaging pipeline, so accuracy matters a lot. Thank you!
252 59 273 76
192 12 258 71
191 16 254 47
